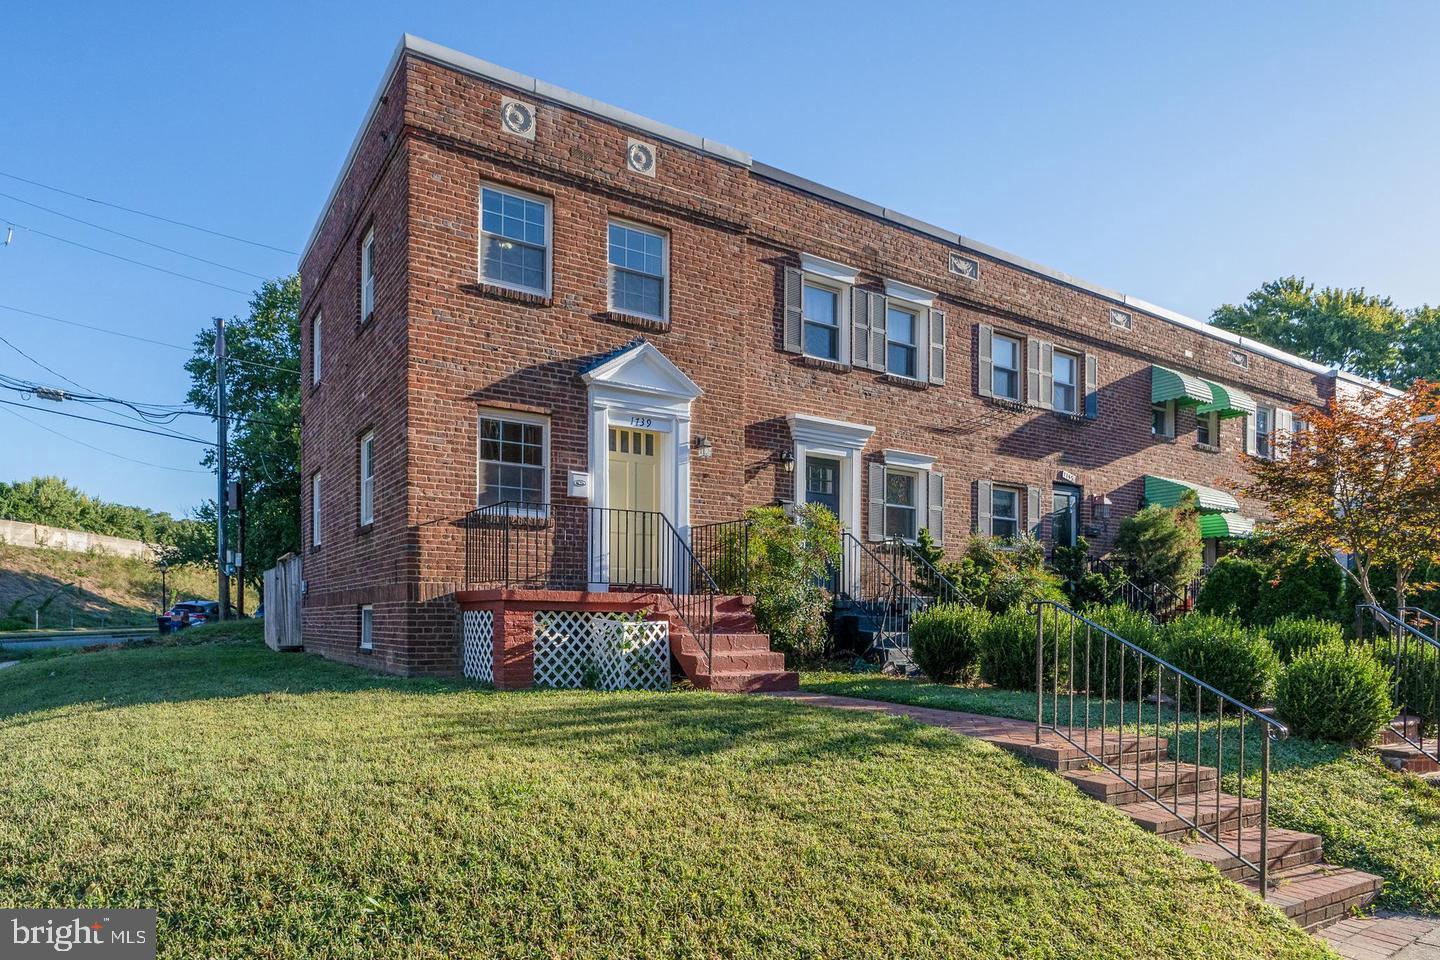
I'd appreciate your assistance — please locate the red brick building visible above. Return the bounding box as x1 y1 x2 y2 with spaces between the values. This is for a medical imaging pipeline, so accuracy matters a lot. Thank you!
298 36 1373 686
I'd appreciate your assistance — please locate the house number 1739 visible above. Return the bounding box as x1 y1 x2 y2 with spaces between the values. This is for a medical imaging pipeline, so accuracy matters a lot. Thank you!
628 416 654 428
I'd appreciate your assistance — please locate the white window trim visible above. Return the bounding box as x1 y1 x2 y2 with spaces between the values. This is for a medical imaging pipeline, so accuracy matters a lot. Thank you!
1152 400 1175 439
607 218 670 322
882 465 923 542
800 252 860 285
359 604 374 651
311 312 323 386
1255 405 1276 459
1052 348 1080 414
992 332 1022 400
359 430 375 526
476 408 550 514
311 472 322 547
990 485 1022 539
884 300 924 381
800 275 850 365
360 228 375 323
1197 410 1220 447
478 182 553 298
882 278 936 308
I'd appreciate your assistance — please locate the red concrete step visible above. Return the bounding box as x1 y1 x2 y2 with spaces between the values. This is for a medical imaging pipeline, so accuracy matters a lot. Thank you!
1115 791 1262 840
1061 762 1218 806
703 670 799 693
1181 827 1325 882
709 649 787 672
709 631 774 653
1244 863 1382 932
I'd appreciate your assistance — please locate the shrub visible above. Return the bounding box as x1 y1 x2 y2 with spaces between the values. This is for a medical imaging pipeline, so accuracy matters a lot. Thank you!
980 606 1055 691
909 603 990 684
1195 557 1268 625
1081 603 1164 698
1265 616 1344 664
1255 551 1348 625
743 504 841 663
950 536 1067 613
1110 492 1203 597
1052 537 1125 608
1276 642 1393 744
1161 614 1279 706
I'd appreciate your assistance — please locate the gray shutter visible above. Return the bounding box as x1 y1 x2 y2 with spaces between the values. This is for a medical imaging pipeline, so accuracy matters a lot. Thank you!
851 287 871 368
869 296 888 372
1275 408 1294 459
867 462 886 541
1244 414 1257 456
782 267 803 353
1026 339 1041 406
978 324 994 397
928 309 946 385
1027 485 1042 537
1039 342 1055 410
1084 353 1099 420
976 479 993 536
927 471 945 544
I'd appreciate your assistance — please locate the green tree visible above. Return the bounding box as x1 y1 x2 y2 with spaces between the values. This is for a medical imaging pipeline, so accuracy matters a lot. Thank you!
184 276 301 595
1396 306 1440 388
1110 491 1203 597
1210 276 1403 382
0 475 206 547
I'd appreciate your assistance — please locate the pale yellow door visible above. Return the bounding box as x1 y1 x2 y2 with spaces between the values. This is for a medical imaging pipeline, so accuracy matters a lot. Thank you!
608 427 662 585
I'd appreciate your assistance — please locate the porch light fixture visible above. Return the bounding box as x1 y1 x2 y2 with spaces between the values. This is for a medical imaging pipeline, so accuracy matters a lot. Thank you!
691 436 714 460
1091 494 1113 522
776 450 796 474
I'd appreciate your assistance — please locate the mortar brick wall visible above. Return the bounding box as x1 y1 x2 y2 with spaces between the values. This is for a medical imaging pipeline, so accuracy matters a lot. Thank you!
298 48 1336 675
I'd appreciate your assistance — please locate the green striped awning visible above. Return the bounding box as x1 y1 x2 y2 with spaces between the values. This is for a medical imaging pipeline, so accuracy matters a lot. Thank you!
1197 512 1256 538
1196 379 1258 420
1151 365 1213 407
1144 475 1240 513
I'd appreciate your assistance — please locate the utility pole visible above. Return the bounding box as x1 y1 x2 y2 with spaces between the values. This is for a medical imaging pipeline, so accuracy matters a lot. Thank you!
215 317 230 621
231 472 246 617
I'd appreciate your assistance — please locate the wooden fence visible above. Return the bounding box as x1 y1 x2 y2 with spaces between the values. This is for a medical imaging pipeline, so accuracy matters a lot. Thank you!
263 553 303 651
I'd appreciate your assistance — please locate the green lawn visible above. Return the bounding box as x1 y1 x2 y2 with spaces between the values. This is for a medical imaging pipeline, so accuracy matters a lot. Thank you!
0 635 1330 959
803 672 1440 916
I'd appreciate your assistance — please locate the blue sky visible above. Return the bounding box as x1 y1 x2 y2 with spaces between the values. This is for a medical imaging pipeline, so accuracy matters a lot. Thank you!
1 1 1436 516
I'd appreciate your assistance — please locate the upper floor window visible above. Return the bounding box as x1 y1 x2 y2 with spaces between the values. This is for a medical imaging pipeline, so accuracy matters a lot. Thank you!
311 473 323 547
992 333 1021 400
1255 405 1275 459
608 222 667 320
359 430 375 526
360 228 375 323
803 281 841 361
990 486 1020 539
478 412 548 507
884 468 919 541
886 304 919 379
1152 400 1175 438
311 313 322 386
481 186 549 295
1196 411 1219 447
1052 350 1078 414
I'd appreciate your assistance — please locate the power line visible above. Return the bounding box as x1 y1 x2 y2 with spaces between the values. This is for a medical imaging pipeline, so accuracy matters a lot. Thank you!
0 190 272 280
0 404 210 474
0 169 298 256
1 216 252 295
0 331 96 393
0 397 214 445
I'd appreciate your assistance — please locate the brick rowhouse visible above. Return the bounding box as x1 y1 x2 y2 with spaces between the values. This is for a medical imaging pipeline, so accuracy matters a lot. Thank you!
297 36 1375 683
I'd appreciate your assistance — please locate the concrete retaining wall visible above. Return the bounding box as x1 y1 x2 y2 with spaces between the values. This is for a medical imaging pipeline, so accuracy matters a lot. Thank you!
0 519 154 560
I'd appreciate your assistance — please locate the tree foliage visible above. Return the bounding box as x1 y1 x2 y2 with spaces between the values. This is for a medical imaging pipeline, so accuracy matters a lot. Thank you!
0 475 206 548
742 503 841 663
184 276 301 590
1244 382 1440 610
1109 492 1203 597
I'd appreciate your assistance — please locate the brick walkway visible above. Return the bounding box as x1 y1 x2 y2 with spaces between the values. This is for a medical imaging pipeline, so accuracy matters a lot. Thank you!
769 690 1440 957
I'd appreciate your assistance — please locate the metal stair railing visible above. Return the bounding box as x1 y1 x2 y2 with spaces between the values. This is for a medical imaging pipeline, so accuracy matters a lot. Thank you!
1031 599 1289 898
835 530 928 667
883 537 969 607
1083 555 1164 621
1358 604 1440 764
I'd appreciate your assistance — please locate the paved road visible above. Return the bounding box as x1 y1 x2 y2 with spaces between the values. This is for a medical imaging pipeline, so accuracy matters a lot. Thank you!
0 633 153 652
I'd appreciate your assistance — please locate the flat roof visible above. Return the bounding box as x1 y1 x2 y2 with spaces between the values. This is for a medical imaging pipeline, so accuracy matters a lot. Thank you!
301 34 1398 395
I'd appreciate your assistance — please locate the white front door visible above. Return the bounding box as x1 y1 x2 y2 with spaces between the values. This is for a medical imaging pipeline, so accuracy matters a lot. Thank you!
608 427 662 585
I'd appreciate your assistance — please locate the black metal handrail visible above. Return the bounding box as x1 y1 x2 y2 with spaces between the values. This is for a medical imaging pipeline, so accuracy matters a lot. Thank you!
1402 605 1440 645
691 517 751 595
1358 603 1440 764
457 501 718 672
1031 599 1288 898
1084 555 1164 620
836 530 928 664
883 537 969 606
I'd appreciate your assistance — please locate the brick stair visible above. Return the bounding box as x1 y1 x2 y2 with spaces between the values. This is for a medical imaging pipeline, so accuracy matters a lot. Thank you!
655 594 798 692
1376 716 1440 775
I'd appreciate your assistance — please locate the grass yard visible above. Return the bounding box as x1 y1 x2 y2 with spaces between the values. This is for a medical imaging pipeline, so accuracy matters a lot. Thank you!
0 636 1331 959
803 672 1440 916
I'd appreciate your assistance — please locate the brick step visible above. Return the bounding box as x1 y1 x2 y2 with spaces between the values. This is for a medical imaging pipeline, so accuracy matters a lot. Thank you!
1003 734 1169 772
1243 863 1383 932
1115 791 1262 840
1180 827 1325 881
1376 743 1440 774
1382 715 1427 744
702 670 799 693
1062 762 1219 806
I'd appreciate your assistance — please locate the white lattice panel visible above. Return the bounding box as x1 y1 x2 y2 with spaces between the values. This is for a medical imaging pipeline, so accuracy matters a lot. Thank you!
591 619 670 691
533 611 595 688
461 610 494 683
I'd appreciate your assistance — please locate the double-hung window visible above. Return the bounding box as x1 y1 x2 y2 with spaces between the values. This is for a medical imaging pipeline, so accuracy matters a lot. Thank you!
1052 351 1078 413
886 304 919 379
802 281 842 361
481 186 549 295
360 228 375 323
311 473 323 547
359 605 374 651
358 431 375 526
478 413 548 508
992 333 1021 400
1255 406 1275 459
608 222 667 320
884 469 919 541
311 313 323 386
1197 411 1219 447
1152 401 1174 438
991 487 1020 539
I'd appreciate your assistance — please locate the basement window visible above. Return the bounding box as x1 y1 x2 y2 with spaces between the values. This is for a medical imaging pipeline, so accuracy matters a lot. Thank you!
359 604 374 651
